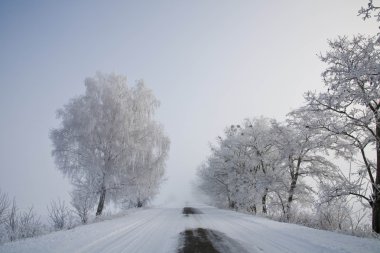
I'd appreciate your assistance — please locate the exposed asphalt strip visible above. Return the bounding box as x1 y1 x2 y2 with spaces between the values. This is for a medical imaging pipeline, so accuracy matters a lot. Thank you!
182 207 203 215
179 207 249 253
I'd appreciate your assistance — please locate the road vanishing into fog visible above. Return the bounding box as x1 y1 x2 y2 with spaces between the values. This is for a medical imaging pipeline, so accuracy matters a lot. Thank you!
1 204 380 253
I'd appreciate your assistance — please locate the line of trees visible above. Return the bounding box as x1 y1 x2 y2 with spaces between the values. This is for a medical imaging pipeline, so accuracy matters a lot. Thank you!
198 117 340 220
198 32 380 234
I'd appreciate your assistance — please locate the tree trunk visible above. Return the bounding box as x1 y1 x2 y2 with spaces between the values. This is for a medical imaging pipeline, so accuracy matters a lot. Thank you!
227 192 233 209
229 201 237 210
96 185 106 216
262 188 268 214
228 200 235 209
286 180 296 221
137 199 143 208
373 120 380 233
373 199 380 233
249 204 257 214
286 158 301 221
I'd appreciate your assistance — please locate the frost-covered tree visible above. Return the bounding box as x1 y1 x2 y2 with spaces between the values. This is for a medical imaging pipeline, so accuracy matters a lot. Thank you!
70 189 96 224
238 118 282 214
273 114 340 221
50 73 169 216
198 116 346 221
359 0 380 22
197 127 245 210
297 35 380 232
198 118 285 214
47 199 72 231
5 199 18 242
0 189 9 226
18 207 42 239
120 121 169 208
0 190 9 243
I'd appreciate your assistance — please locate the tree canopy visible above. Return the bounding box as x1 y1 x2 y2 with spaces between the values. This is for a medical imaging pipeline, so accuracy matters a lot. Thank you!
50 73 169 216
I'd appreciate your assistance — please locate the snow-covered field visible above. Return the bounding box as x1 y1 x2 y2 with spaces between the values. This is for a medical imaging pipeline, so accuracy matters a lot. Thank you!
1 204 380 253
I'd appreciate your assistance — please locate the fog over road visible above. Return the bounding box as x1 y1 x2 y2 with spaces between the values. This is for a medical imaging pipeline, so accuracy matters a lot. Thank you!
1 204 380 253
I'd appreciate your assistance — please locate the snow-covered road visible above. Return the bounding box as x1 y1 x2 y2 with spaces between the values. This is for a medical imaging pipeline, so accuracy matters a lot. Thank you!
1 204 380 253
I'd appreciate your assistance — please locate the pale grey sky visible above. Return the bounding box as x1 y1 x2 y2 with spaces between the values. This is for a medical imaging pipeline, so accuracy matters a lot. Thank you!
0 0 378 214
